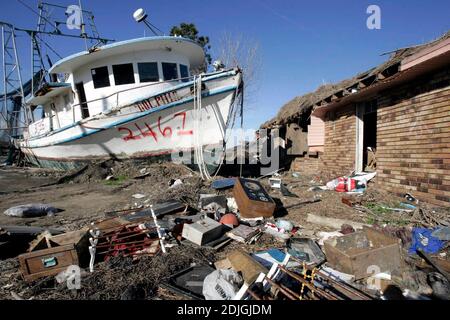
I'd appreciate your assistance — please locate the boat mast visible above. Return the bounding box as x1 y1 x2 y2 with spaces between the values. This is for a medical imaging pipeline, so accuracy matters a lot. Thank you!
1 22 27 138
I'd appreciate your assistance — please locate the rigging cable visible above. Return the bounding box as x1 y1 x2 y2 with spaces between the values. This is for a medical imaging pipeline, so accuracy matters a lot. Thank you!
16 0 57 32
193 74 211 180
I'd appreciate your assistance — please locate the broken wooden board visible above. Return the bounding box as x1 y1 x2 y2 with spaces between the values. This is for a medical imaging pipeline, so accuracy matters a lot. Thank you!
306 214 368 230
19 244 79 282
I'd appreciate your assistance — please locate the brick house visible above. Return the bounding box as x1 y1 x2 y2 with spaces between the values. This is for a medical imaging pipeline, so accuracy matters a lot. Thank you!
262 32 450 207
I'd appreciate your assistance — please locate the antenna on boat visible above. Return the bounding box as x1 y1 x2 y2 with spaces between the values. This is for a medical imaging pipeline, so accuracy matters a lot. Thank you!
13 0 115 94
133 8 164 36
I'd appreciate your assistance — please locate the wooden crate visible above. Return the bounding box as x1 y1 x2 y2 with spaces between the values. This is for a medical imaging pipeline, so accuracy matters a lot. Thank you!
323 227 402 280
233 178 276 218
19 244 79 282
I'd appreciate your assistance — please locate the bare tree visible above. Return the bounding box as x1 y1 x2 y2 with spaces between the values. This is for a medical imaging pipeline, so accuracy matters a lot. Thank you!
213 32 262 112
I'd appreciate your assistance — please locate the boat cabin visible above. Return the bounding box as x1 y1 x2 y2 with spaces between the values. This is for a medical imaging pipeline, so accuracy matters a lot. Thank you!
26 36 205 137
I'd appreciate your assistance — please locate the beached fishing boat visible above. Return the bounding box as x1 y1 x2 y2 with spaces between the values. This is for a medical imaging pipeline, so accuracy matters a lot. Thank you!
15 36 242 171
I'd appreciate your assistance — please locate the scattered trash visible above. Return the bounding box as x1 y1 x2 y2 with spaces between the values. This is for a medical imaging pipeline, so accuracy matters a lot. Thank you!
162 264 215 300
264 222 292 240
182 216 224 246
280 184 299 198
19 244 79 282
1 161 447 301
307 213 367 230
124 200 187 221
366 272 392 292
323 172 377 193
409 228 445 255
400 202 417 210
286 238 326 266
219 213 239 228
168 179 183 189
318 231 344 246
226 224 262 244
324 227 402 280
227 249 268 285
320 266 355 283
199 194 227 214
427 272 450 300
226 197 238 213
252 249 299 269
203 269 243 300
4 203 62 218
275 219 294 233
211 178 235 190
233 178 276 218
431 227 450 241
404 193 419 204
268 178 282 189
214 258 232 270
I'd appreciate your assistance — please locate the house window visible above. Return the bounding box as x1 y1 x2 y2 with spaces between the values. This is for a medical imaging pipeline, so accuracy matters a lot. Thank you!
162 62 178 81
112 63 135 85
91 66 110 89
179 64 189 82
138 62 159 83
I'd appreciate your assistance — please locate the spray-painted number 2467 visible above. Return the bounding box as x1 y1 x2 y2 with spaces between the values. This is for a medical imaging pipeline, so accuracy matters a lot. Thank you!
117 111 193 142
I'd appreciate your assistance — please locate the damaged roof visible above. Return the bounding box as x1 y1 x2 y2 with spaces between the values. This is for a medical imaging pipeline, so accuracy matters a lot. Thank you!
261 31 450 128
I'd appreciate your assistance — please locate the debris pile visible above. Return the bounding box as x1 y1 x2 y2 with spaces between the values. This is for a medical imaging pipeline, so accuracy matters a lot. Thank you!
0 165 449 300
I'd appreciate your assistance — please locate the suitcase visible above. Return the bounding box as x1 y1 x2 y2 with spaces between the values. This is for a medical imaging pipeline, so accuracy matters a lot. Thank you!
233 178 276 218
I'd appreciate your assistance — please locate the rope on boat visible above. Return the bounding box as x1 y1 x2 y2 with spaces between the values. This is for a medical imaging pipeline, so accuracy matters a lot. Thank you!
193 74 211 180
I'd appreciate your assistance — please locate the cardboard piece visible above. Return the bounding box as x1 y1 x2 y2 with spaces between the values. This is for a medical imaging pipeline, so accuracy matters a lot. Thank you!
323 227 402 280
227 249 268 284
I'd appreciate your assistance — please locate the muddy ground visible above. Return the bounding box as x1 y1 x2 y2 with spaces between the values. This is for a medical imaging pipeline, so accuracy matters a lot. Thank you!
0 160 448 300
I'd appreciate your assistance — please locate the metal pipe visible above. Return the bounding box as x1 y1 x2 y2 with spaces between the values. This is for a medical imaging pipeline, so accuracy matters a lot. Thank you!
95 238 156 250
95 228 156 241
278 266 338 300
290 256 371 300
316 272 371 300
246 288 262 300
264 276 297 300
2 25 8 131
11 25 27 126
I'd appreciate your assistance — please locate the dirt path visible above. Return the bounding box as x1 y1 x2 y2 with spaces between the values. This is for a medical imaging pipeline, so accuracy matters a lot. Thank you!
0 168 132 230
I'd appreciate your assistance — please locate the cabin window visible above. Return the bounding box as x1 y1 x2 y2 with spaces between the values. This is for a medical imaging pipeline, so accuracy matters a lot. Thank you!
112 63 135 85
179 64 189 82
138 62 159 83
91 66 110 89
162 62 178 81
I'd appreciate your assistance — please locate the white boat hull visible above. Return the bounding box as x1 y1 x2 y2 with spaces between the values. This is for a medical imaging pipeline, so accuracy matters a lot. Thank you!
18 69 242 170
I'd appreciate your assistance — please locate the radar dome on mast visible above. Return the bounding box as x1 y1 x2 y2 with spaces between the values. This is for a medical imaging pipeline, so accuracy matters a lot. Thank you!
132 8 163 36
133 8 147 23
